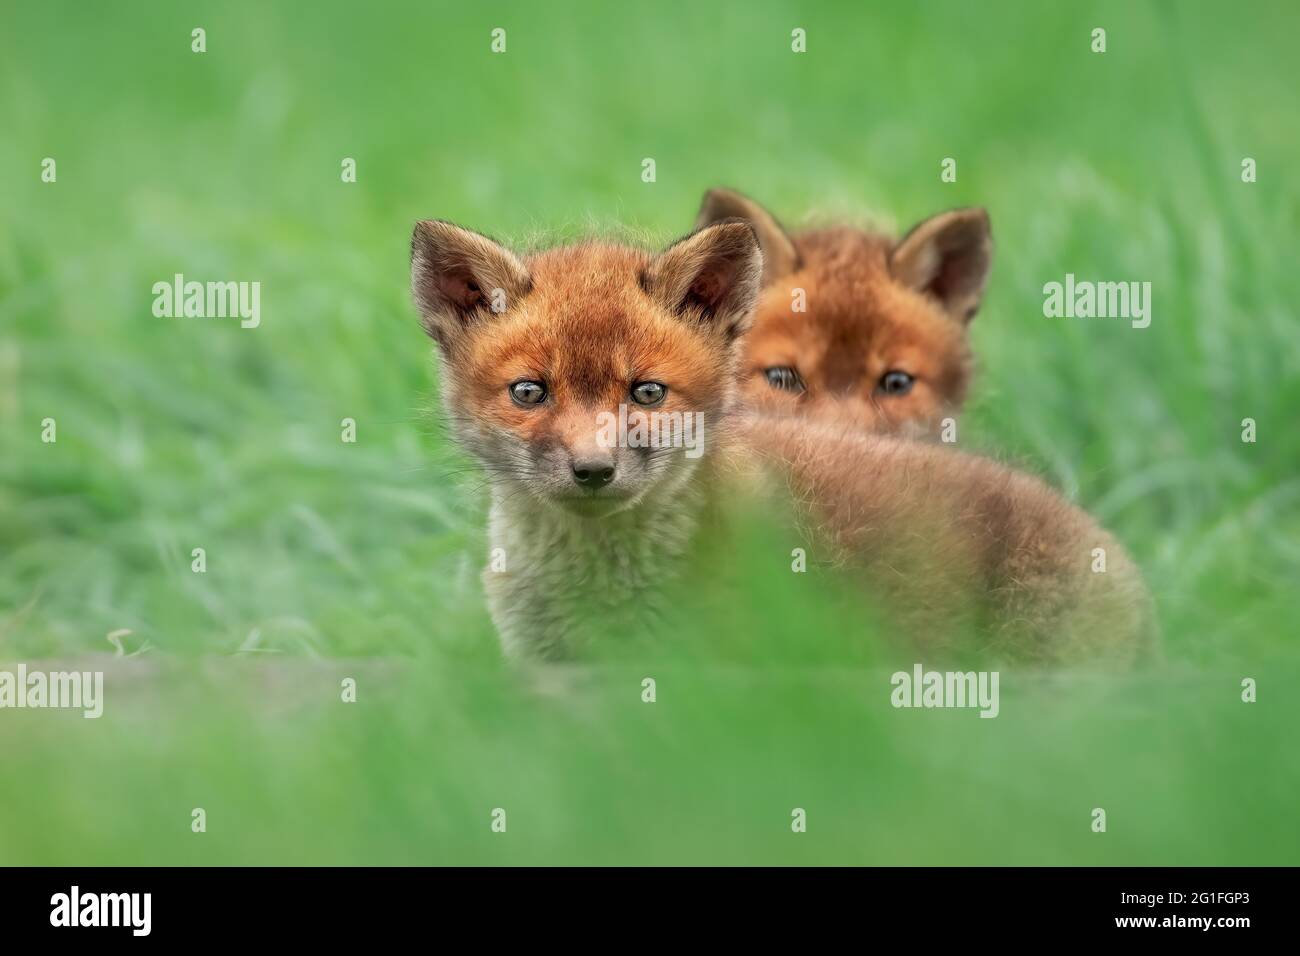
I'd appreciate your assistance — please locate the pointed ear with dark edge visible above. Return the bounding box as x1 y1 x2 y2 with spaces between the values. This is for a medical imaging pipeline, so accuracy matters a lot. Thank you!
889 208 992 324
644 220 763 340
695 187 799 285
410 220 532 347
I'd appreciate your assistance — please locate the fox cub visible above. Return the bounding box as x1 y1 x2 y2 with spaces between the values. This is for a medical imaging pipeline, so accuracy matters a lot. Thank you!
695 188 991 436
409 218 1150 664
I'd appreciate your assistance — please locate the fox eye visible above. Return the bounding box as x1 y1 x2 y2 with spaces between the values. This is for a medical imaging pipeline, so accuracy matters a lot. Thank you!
764 366 805 394
509 380 547 406
878 370 914 396
630 381 667 407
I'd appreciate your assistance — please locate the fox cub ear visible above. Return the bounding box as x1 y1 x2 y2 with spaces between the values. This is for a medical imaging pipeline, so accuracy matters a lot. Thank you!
410 220 532 347
695 187 799 284
890 208 992 324
644 220 763 340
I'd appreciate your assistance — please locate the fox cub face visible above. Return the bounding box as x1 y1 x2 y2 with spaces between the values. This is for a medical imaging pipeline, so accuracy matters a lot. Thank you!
410 219 762 517
696 189 993 435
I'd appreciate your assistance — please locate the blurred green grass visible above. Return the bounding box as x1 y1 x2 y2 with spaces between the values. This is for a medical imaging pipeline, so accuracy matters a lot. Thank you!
1 0 1297 864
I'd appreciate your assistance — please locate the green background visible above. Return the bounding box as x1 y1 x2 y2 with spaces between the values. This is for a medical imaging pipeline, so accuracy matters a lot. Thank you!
1 0 1297 864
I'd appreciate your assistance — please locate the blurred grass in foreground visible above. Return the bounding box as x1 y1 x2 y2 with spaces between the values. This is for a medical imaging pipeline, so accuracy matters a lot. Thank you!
1 0 1297 864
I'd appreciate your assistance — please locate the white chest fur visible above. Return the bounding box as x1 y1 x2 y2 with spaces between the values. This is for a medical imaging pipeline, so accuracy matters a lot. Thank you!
483 480 704 658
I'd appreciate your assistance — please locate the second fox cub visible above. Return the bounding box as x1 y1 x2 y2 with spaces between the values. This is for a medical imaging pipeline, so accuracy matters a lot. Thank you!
695 188 992 435
410 217 1150 665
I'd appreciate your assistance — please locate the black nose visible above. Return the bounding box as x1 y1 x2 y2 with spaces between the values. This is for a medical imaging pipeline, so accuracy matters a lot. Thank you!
571 459 615 488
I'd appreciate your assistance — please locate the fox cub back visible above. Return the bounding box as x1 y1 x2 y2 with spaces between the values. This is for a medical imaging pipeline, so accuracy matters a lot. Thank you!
695 188 992 437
